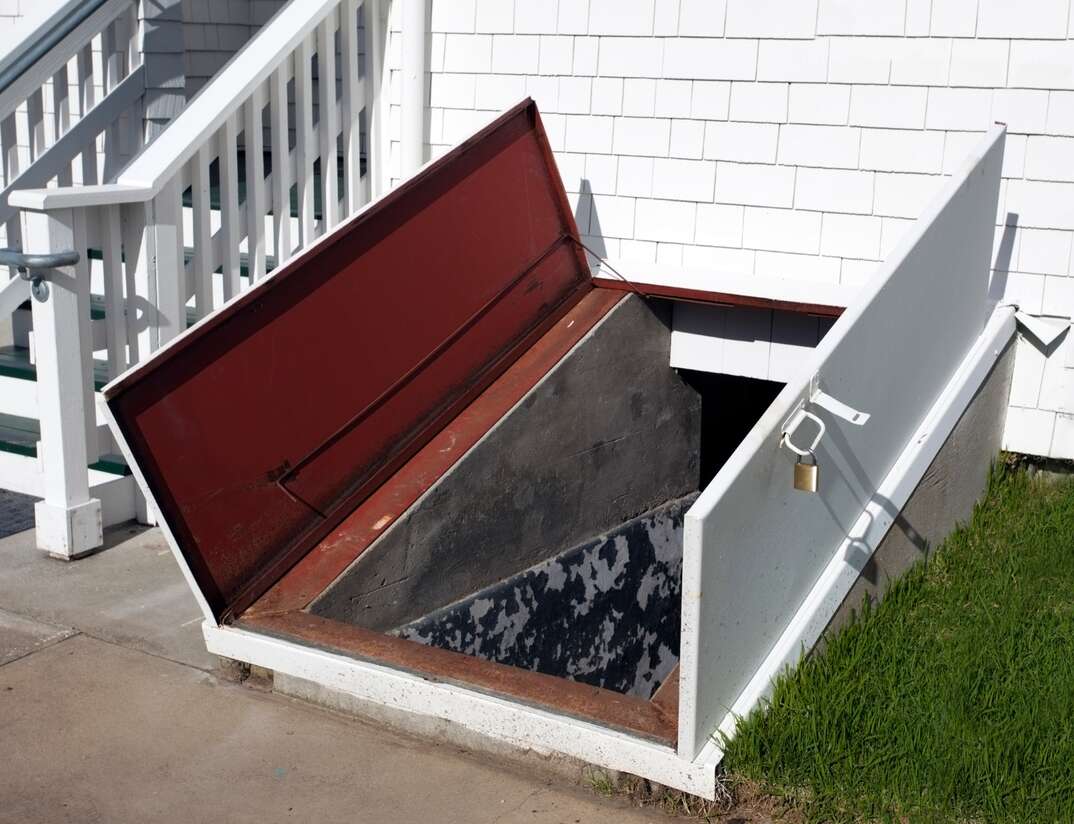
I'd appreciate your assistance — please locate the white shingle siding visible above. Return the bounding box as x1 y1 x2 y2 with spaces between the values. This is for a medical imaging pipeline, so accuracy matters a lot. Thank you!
402 0 1074 459
0 0 25 28
180 0 288 98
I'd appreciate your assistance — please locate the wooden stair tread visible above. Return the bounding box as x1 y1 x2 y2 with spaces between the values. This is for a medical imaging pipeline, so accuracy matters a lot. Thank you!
0 412 129 476
0 346 110 390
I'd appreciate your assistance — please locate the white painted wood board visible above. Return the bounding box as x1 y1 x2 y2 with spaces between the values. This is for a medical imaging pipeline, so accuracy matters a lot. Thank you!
677 125 1007 758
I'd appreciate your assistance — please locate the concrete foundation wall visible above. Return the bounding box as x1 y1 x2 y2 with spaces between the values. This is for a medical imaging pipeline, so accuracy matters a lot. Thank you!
311 295 702 631
825 337 1016 635
396 494 696 700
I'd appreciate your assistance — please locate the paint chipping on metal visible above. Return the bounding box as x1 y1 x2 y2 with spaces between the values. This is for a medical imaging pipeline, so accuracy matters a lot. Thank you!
393 495 695 699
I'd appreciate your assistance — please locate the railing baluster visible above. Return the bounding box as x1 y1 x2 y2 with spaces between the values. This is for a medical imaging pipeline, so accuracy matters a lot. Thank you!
102 17 126 178
317 14 340 229
295 33 316 245
150 179 184 344
71 208 98 463
126 3 141 70
1 113 21 257
366 0 386 201
121 200 152 362
191 145 213 317
0 113 18 188
341 0 363 213
102 203 127 378
123 5 143 155
76 43 99 185
219 115 242 300
244 84 267 282
27 89 46 163
270 62 292 262
52 65 72 185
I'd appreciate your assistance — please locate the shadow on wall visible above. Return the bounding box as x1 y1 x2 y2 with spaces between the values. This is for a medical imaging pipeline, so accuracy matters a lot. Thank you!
576 178 607 268
989 212 1018 306
578 193 1023 301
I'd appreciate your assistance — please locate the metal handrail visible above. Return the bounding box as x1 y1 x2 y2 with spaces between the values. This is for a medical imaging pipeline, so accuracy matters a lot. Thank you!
0 246 80 302
0 247 80 272
0 0 111 94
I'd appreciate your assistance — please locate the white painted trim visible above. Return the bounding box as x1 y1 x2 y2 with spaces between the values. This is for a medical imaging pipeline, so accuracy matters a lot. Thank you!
594 261 859 310
0 450 41 496
203 621 721 799
696 303 1015 763
0 374 36 419
92 472 137 527
9 183 152 211
0 452 130 523
676 124 1007 759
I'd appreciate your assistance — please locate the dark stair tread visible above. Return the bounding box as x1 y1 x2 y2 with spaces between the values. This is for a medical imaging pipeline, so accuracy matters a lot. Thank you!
18 258 277 327
180 149 352 222
0 413 129 476
0 346 110 391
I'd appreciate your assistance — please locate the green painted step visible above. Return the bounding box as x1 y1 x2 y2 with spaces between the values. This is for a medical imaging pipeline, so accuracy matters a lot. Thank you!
83 247 278 280
0 412 129 476
180 150 351 222
0 345 110 391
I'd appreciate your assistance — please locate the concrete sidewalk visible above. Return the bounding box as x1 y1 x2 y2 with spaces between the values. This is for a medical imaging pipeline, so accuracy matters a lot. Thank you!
0 525 665 824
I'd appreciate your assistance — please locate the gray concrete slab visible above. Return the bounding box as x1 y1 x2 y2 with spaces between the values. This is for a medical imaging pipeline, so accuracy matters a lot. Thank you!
0 607 72 666
0 524 215 670
0 634 662 824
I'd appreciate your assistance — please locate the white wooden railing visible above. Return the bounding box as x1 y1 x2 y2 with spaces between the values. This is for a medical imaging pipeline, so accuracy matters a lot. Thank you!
1 0 143 255
0 0 147 557
5 0 395 557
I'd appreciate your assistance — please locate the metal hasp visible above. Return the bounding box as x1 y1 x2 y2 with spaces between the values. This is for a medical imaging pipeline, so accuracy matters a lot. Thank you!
0 247 82 301
103 99 590 622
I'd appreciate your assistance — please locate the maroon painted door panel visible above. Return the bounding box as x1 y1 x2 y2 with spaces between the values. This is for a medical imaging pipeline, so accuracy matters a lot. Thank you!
106 100 590 621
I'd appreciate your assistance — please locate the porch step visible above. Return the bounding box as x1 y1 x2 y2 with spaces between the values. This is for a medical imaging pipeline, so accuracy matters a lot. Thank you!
85 293 201 328
0 345 110 391
0 347 113 437
0 413 128 477
84 248 279 283
0 446 137 528
180 150 348 222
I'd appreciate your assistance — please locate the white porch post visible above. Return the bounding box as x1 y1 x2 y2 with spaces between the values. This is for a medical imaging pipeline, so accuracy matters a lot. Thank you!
24 208 103 559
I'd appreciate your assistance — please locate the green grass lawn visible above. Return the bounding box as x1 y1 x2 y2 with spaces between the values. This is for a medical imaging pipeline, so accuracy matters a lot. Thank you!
722 464 1074 823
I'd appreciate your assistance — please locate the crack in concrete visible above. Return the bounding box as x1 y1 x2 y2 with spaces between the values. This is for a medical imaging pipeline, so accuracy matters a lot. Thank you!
0 629 81 669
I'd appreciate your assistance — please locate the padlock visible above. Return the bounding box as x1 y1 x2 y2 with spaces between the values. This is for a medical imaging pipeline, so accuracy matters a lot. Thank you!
793 450 818 492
